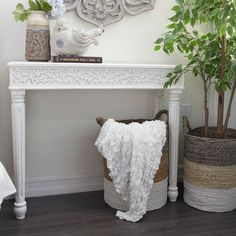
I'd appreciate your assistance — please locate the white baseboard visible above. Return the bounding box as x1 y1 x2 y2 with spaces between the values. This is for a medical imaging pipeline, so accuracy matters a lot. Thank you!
25 174 104 198
23 165 184 198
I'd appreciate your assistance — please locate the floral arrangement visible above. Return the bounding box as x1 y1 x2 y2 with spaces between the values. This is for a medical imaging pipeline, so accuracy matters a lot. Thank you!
48 0 65 18
13 0 65 21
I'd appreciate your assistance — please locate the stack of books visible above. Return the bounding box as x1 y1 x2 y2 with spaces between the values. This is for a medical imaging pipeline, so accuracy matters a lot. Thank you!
52 55 102 64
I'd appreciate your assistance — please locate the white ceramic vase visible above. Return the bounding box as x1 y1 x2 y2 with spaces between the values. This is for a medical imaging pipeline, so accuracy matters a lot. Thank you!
25 11 51 61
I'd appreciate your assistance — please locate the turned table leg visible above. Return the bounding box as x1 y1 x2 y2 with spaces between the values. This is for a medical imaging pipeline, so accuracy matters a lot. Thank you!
168 90 182 202
11 90 27 220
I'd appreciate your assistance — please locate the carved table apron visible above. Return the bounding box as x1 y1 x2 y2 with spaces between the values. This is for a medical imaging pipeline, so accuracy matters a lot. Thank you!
8 62 184 220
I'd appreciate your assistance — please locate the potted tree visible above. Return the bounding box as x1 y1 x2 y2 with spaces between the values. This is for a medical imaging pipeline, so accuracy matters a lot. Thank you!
155 0 236 212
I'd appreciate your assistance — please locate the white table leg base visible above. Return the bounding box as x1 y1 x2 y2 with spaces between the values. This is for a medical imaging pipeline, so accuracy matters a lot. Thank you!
14 201 27 220
168 186 178 202
168 90 182 202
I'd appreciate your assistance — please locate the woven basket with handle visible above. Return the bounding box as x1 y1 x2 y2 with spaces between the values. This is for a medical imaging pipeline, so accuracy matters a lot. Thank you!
96 110 169 211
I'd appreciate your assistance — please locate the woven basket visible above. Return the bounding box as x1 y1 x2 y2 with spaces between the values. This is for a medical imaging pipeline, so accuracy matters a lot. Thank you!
183 123 236 212
96 110 169 211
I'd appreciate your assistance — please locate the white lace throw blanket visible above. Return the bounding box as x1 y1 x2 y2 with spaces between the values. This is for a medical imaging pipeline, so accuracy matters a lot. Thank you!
95 119 166 222
0 162 16 209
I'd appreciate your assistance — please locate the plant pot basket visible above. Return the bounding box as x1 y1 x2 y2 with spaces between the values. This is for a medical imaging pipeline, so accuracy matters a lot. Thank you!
183 127 236 212
96 110 169 211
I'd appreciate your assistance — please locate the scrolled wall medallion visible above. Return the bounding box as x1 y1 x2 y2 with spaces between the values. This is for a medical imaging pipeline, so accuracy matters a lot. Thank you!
64 0 156 26
64 0 79 10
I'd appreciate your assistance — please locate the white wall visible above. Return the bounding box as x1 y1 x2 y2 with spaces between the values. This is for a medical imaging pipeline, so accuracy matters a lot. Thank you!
229 105 236 129
0 0 204 196
225 92 236 129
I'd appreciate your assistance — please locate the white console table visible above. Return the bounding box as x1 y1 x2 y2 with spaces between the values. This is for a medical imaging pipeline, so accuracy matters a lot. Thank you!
8 62 184 220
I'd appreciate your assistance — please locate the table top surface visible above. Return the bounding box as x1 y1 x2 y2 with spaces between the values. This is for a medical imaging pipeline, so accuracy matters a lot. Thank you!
8 61 184 91
8 61 177 69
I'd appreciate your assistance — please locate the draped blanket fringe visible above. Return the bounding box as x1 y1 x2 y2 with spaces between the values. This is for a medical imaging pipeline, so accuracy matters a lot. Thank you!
0 162 16 209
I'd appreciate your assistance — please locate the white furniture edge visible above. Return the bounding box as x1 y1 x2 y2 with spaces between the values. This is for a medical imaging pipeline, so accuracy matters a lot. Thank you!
8 61 184 220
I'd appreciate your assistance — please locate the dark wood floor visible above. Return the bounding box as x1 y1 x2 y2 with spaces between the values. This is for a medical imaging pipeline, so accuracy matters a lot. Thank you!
0 187 235 236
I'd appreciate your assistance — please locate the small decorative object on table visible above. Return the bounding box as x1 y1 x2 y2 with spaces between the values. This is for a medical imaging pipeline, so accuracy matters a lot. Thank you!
52 55 102 63
50 17 104 56
13 0 65 61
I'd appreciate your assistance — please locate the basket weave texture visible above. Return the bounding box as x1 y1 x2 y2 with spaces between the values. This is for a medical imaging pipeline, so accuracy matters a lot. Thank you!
183 127 236 212
97 110 169 211
184 128 236 166
103 152 168 183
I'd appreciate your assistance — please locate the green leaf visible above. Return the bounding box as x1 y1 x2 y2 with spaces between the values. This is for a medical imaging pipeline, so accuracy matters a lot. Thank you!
167 23 176 29
35 0 42 10
165 36 174 53
155 38 164 44
176 0 184 4
163 46 170 55
13 3 32 22
154 44 161 51
219 25 227 36
210 8 219 18
39 0 52 12
188 57 198 66
19 11 31 21
13 11 21 21
169 15 178 22
164 81 170 88
16 3 25 12
172 5 181 12
174 64 182 73
227 26 233 36
191 18 196 26
191 8 198 19
183 10 191 25
28 0 38 10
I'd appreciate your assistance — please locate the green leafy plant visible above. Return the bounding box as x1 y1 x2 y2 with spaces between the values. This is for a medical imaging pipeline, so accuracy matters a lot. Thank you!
155 0 236 138
13 0 52 22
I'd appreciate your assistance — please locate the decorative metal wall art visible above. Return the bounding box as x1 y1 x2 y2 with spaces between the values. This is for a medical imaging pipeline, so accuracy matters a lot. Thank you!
64 0 156 26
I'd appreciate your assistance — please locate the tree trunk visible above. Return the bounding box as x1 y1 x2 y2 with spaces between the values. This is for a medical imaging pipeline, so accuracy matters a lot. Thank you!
222 78 236 137
217 92 224 137
204 81 209 137
217 34 227 137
